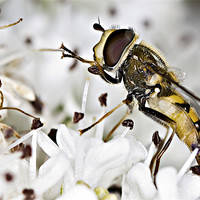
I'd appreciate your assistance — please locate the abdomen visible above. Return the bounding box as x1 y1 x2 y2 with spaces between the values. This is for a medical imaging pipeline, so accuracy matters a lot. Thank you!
148 93 200 164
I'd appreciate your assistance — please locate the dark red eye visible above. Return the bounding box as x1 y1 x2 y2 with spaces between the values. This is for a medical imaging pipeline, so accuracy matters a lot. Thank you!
103 29 135 67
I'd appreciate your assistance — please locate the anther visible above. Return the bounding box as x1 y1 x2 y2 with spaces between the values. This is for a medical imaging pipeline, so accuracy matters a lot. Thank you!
122 119 134 130
73 112 84 123
99 93 108 107
152 131 161 147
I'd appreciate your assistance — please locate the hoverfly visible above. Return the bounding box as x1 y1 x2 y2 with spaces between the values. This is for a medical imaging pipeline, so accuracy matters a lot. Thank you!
60 22 200 178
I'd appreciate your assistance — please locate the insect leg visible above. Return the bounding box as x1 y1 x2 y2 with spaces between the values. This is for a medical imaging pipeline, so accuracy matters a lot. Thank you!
79 98 131 135
153 129 175 179
104 109 130 142
139 106 177 180
149 125 170 173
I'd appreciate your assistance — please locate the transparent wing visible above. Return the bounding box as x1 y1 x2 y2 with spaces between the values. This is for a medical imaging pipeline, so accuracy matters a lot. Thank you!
168 67 187 82
149 65 200 103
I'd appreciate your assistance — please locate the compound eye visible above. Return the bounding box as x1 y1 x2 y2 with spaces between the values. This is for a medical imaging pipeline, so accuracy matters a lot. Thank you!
103 29 135 67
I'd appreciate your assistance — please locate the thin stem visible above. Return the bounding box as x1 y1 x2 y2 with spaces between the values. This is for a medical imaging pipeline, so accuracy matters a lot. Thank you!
81 78 90 114
104 110 129 142
177 148 199 181
79 100 126 135
29 133 37 181
78 78 90 130
1 107 37 119
0 130 35 154
0 91 4 108
0 18 23 30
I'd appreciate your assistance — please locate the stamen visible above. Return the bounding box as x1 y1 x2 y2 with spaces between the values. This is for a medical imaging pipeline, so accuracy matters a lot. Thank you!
79 100 126 135
144 131 160 167
73 112 84 124
95 106 106 139
122 119 134 130
81 78 90 114
29 133 37 181
104 111 129 142
144 142 157 167
177 147 199 181
98 93 108 107
152 131 161 147
0 130 36 154
119 127 130 138
78 79 90 129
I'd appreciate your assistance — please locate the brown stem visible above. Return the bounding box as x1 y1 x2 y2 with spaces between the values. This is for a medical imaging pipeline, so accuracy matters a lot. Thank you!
0 107 37 119
0 18 23 30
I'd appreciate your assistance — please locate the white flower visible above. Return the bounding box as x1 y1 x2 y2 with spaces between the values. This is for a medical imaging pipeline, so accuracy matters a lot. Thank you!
0 153 30 200
121 138 200 200
122 162 156 200
156 167 178 200
178 172 200 200
0 1 200 200
56 184 98 200
35 124 147 196
0 75 36 120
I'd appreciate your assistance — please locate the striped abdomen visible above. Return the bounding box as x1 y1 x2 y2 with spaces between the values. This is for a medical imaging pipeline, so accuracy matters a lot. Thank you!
148 93 200 164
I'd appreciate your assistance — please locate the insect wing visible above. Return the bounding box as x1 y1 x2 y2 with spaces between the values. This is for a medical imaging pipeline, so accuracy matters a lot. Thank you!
150 64 200 104
168 67 187 82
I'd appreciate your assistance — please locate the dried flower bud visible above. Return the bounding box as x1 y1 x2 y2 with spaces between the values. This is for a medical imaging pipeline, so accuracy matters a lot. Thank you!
152 131 161 147
48 128 58 144
122 119 134 130
22 189 35 200
73 112 84 123
20 144 32 159
190 165 200 175
31 118 43 130
11 142 24 153
4 172 14 182
3 128 14 139
98 93 108 107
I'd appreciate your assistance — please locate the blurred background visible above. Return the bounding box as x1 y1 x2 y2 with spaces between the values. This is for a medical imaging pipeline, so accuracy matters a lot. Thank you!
0 0 200 170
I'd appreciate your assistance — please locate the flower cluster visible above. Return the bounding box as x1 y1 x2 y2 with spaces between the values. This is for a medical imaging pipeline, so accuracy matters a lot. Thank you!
0 1 200 200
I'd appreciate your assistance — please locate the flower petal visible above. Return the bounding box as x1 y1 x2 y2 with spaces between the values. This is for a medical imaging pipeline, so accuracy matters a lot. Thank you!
178 172 200 200
37 130 60 157
56 124 79 159
32 152 70 197
156 167 178 200
56 185 98 200
126 134 147 166
81 138 130 188
122 162 156 200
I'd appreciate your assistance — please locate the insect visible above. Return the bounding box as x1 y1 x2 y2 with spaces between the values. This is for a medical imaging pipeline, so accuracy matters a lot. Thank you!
60 22 200 179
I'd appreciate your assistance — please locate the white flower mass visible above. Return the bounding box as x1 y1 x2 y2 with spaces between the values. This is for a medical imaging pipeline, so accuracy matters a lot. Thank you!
0 0 200 200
